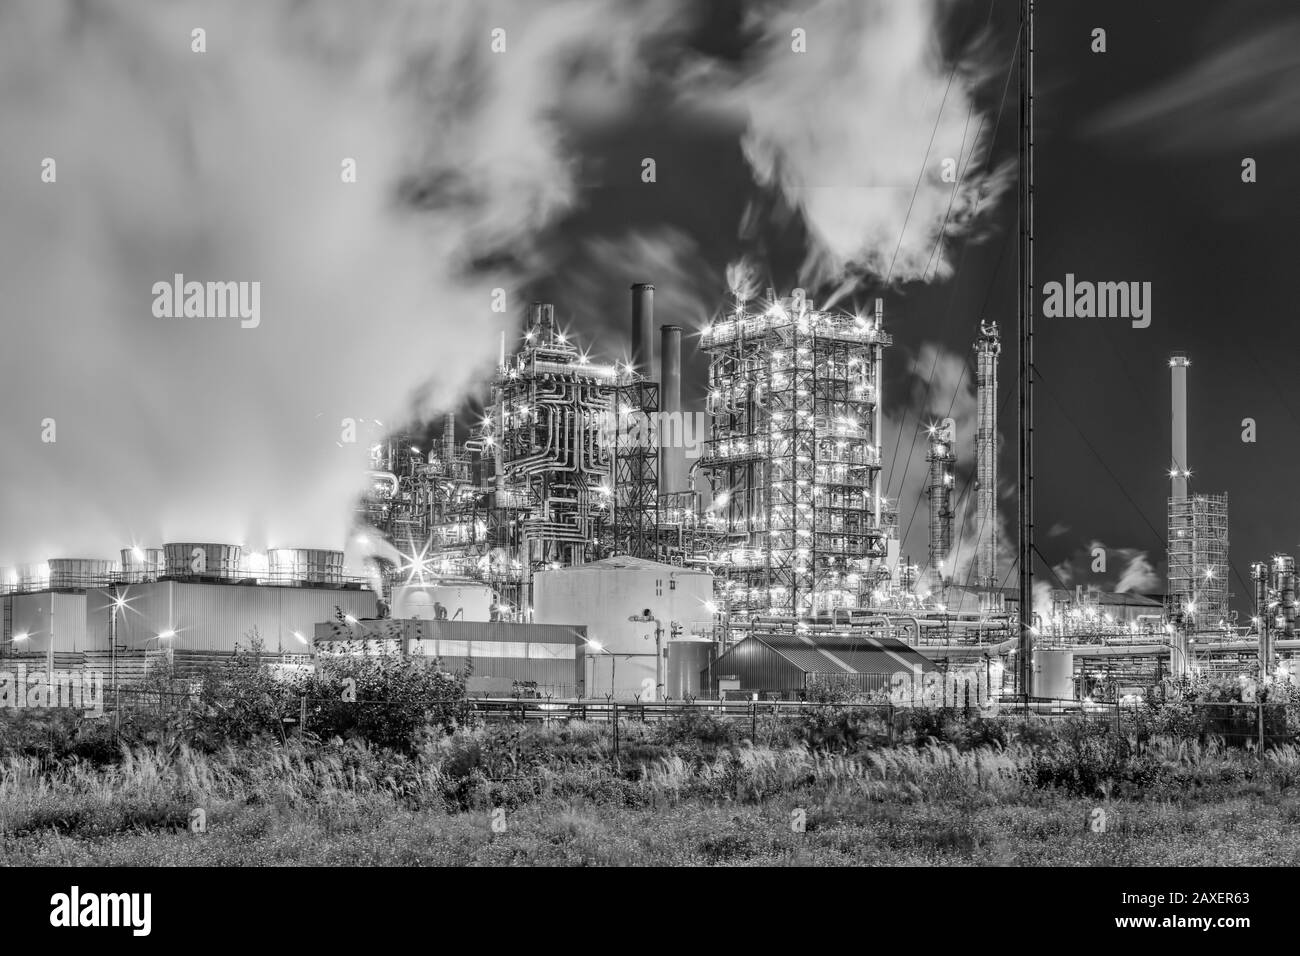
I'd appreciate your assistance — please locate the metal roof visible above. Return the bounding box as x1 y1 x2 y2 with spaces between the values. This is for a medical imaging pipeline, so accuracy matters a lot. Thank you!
749 632 935 675
546 556 712 576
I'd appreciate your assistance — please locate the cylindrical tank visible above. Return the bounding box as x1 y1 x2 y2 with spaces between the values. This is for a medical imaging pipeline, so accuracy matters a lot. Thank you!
392 582 494 622
16 562 50 592
120 547 164 582
48 558 114 589
163 542 243 579
268 548 345 585
666 638 716 699
1034 649 1075 701
631 283 654 377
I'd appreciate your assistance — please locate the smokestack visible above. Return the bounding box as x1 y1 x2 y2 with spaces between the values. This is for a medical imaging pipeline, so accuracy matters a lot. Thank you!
1170 352 1189 501
631 283 654 378
442 413 455 464
975 321 1002 590
659 325 684 495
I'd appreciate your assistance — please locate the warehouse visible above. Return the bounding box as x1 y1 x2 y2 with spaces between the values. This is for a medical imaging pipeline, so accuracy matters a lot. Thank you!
712 631 937 700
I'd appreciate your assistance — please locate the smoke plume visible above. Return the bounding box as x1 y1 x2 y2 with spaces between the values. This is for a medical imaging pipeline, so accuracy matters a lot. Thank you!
0 0 681 566
694 0 1011 288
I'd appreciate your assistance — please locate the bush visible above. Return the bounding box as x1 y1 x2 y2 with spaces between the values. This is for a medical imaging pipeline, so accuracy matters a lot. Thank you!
301 654 472 753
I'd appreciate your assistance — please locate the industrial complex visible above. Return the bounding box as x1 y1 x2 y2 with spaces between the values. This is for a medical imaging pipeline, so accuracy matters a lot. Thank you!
0 285 1291 706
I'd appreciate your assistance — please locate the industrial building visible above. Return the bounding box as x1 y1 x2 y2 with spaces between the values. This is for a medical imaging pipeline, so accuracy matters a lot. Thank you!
1 548 376 681
533 555 714 700
336 283 1021 699
5 279 1025 702
712 628 936 700
313 617 583 698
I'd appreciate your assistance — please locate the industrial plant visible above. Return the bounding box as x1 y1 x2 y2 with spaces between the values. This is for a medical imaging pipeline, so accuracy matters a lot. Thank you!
1 281 1291 707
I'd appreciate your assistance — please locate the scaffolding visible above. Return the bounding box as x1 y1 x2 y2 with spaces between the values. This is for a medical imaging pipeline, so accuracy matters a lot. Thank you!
1167 492 1229 630
697 292 893 618
610 380 660 559
475 303 617 612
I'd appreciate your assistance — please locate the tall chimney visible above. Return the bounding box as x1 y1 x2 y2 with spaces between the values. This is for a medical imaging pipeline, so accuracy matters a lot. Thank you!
631 283 654 377
659 324 684 495
442 413 455 464
974 321 1002 590
1170 352 1189 501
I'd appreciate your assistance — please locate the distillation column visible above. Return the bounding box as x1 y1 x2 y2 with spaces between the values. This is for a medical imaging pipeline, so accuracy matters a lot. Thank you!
926 418 956 592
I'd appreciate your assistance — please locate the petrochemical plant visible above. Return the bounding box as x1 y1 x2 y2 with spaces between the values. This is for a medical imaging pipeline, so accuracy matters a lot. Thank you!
0 285 1294 705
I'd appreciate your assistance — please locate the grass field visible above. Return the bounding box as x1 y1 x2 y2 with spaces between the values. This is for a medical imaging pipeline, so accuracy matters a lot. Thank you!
4 718 1300 865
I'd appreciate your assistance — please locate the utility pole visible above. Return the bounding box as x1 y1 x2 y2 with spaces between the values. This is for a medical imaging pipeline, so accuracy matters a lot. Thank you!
1017 0 1036 701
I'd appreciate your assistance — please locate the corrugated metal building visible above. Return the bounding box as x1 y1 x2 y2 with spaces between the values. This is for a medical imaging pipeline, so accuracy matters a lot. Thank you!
713 632 937 699
85 581 377 655
314 618 583 698
2 592 89 653
533 556 715 700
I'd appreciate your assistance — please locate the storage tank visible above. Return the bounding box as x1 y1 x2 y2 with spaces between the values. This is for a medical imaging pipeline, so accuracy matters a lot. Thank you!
1034 649 1076 701
48 558 114 589
163 543 243 579
120 547 164 582
666 638 716 699
268 548 345 585
16 562 50 592
392 582 493 621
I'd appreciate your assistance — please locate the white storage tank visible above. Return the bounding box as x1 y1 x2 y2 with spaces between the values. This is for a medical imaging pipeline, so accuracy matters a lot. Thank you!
268 548 345 585
1034 649 1076 701
392 582 493 622
534 556 714 700
48 558 114 589
164 543 243 579
120 547 164 582
666 637 716 700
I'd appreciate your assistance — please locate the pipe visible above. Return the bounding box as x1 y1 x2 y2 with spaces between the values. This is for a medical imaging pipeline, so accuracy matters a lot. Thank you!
631 283 654 378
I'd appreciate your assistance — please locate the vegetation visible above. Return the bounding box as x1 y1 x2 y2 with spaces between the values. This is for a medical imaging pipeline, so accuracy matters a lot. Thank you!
4 659 1300 865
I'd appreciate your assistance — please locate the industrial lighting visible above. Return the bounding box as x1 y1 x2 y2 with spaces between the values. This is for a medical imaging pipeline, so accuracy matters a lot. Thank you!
157 630 176 640
344 614 358 625
292 631 308 645
12 632 27 642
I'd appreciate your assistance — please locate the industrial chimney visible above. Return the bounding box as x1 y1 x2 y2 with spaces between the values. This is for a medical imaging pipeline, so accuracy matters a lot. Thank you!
974 321 1001 591
631 283 654 378
659 324 684 496
1170 352 1189 501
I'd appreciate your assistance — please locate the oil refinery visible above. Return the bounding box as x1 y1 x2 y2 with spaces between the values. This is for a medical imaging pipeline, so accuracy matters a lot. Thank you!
0 283 1291 705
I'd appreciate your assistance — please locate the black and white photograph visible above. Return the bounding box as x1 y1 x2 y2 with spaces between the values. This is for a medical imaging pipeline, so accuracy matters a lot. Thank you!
0 0 1295 923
